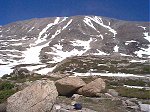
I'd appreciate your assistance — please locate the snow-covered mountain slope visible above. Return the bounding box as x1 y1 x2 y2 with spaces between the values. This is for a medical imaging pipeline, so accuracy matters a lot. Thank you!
0 16 150 76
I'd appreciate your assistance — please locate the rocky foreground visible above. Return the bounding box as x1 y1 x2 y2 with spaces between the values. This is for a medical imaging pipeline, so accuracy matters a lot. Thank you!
0 69 150 112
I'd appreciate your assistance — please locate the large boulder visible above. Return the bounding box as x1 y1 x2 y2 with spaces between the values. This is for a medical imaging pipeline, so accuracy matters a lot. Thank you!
55 77 86 96
77 78 106 97
7 80 58 112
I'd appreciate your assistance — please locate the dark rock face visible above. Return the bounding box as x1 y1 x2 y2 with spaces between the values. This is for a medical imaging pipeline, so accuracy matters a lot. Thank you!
0 15 149 75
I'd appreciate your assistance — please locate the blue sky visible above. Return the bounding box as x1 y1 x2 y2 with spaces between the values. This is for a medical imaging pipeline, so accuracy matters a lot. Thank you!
0 0 149 25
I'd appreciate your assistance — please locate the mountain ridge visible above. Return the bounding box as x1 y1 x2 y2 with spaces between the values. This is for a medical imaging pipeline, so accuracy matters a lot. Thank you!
1 15 149 27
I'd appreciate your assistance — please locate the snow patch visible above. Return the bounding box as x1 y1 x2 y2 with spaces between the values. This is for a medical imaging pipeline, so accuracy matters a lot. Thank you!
134 33 150 58
62 19 72 30
35 65 57 75
123 85 149 89
120 53 131 57
49 38 92 62
22 65 46 71
129 60 146 63
28 27 34 32
73 72 144 77
35 17 60 45
0 65 13 76
143 32 150 42
83 17 97 30
125 40 137 45
93 49 109 55
85 16 117 37
114 45 119 52
138 26 146 30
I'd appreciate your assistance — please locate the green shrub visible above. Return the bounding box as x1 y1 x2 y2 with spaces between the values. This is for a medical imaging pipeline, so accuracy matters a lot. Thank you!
0 90 16 103
0 82 14 90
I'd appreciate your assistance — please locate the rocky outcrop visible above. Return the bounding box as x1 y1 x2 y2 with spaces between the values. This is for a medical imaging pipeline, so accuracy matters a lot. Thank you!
77 78 106 97
11 67 30 77
55 77 86 96
7 80 58 112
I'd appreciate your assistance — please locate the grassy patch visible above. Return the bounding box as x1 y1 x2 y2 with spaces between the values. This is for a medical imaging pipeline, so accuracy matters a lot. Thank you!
116 87 150 99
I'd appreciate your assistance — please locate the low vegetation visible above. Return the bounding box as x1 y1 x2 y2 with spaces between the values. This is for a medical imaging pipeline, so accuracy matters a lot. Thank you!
53 56 150 74
0 82 16 103
116 87 150 99
56 96 127 112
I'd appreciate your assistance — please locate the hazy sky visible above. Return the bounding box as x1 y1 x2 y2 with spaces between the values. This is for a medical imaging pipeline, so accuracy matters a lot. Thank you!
0 0 149 25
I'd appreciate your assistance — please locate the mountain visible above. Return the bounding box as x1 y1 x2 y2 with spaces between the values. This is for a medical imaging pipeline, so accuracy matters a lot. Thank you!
0 16 150 76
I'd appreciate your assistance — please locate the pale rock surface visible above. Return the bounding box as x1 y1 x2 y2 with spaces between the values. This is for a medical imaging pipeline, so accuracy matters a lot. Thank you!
7 80 58 112
108 89 119 97
55 77 86 96
77 78 106 96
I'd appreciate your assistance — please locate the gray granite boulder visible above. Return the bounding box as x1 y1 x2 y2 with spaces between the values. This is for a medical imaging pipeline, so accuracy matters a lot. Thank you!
7 80 58 112
77 78 106 97
55 77 86 96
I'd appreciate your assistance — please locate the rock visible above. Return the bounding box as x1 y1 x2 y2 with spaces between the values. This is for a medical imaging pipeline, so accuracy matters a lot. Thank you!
139 103 150 112
126 100 137 106
104 93 113 98
0 102 7 112
11 67 30 77
7 80 58 112
107 89 118 97
71 94 82 100
16 81 32 90
127 106 139 110
55 77 86 96
77 78 106 97
129 98 138 104
122 100 127 106
52 104 61 111
47 72 70 78
51 104 74 112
